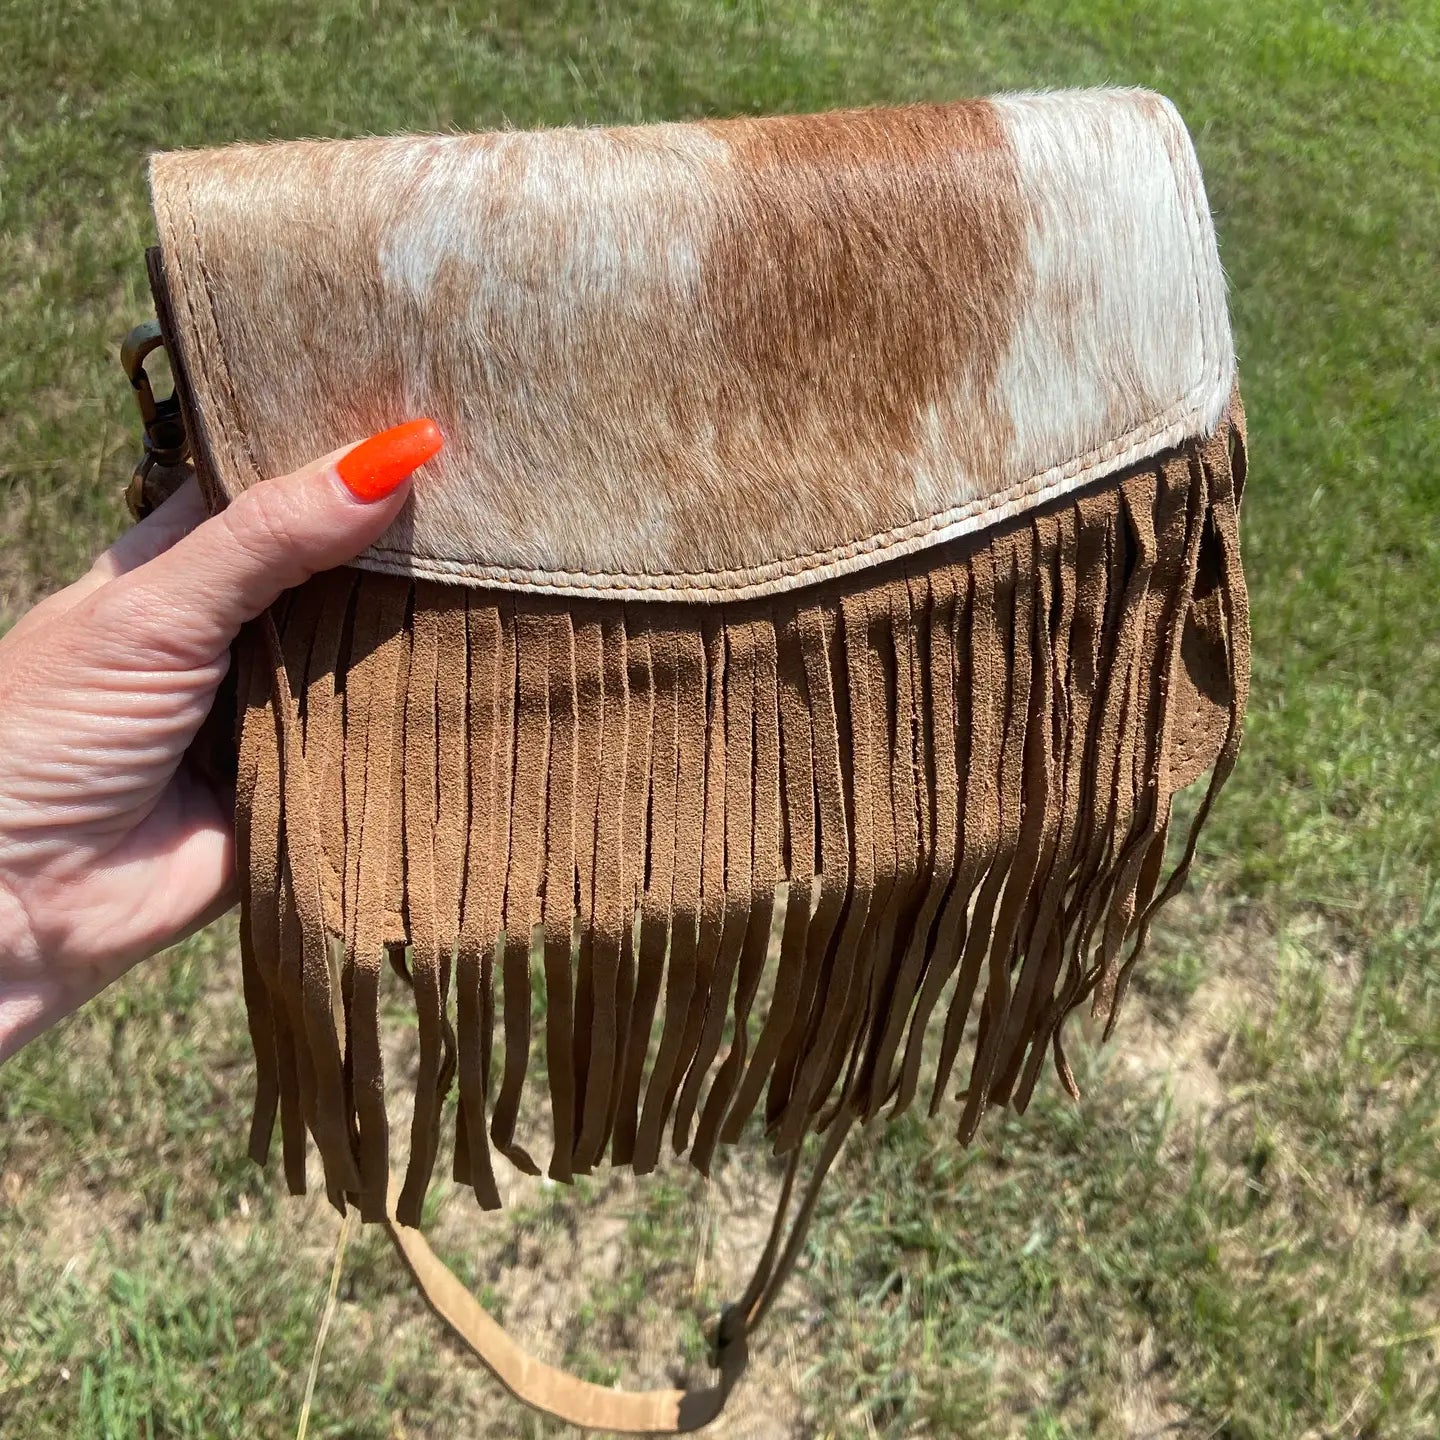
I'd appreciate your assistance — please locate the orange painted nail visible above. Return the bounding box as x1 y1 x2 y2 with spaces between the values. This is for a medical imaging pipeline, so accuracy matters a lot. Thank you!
336 418 443 502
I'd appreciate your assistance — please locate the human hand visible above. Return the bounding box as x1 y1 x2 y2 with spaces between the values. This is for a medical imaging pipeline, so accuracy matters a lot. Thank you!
0 418 443 1062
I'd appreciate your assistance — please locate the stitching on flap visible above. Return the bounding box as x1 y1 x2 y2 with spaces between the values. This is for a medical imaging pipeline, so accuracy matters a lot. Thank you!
364 377 1225 589
350 396 1223 602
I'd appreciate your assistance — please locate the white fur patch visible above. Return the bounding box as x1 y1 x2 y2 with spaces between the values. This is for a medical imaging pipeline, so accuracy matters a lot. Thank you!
992 90 1232 468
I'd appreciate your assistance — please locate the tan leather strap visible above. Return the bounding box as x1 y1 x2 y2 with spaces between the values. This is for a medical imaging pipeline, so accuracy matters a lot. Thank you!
383 1106 856 1433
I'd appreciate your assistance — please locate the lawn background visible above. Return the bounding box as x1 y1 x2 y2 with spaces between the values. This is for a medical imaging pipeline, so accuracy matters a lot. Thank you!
2 2 1438 1436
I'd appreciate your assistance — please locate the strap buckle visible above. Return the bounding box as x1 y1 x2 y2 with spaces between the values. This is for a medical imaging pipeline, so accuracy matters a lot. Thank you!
120 319 190 519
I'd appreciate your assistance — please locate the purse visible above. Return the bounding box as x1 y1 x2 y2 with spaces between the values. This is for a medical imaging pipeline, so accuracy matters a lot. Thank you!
126 86 1248 1432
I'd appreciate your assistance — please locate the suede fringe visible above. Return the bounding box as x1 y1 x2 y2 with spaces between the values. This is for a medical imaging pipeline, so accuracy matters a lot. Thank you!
237 414 1249 1225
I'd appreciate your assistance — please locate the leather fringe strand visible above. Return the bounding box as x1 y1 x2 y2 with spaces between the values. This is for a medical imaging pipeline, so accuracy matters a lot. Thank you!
237 412 1249 1225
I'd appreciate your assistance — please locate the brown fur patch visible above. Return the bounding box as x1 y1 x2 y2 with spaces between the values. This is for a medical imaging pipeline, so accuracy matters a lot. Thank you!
699 101 1026 516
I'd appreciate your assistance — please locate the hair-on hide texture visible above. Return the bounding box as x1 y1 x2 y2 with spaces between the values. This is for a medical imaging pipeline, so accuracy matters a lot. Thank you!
150 88 1233 602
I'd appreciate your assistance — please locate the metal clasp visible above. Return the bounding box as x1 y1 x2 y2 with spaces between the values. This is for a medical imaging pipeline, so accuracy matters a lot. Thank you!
120 320 190 519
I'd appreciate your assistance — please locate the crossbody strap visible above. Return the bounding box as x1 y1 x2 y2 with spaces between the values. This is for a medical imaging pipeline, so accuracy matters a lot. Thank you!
384 1106 856 1433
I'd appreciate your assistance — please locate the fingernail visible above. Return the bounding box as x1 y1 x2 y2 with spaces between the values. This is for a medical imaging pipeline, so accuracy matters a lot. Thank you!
336 418 443 502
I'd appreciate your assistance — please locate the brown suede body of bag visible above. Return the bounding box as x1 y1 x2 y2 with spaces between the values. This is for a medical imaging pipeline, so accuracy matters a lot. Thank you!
135 87 1249 1432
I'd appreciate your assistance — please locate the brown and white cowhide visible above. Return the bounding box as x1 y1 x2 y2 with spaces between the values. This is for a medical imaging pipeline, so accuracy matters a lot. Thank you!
151 87 1232 602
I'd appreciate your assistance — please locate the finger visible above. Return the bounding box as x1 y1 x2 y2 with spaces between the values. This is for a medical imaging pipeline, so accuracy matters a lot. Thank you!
93 419 442 665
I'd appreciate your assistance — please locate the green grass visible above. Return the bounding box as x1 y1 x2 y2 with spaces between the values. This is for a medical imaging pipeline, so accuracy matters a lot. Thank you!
2 2 1438 1436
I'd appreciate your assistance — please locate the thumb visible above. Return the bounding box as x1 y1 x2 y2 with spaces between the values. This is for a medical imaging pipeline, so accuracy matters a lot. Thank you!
99 419 442 664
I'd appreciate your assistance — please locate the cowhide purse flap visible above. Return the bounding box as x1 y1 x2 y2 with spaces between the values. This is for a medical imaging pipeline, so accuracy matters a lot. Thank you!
142 88 1248 1433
